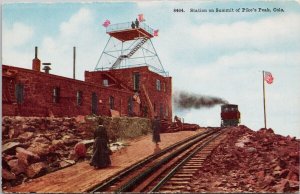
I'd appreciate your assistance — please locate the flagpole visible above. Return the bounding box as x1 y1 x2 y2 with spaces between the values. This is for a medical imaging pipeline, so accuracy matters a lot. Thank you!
263 71 267 129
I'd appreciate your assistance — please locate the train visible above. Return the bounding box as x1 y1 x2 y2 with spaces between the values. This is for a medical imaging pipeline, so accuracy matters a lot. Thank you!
220 104 240 127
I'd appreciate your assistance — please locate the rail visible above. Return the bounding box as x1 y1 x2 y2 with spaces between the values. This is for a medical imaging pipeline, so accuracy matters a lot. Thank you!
116 129 222 192
106 22 154 36
88 129 214 192
150 131 224 192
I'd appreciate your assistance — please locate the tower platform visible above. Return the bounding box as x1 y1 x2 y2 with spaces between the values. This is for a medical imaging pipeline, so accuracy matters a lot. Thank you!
107 22 154 41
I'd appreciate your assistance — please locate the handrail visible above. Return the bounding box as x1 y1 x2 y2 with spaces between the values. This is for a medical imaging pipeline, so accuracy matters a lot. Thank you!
106 22 154 36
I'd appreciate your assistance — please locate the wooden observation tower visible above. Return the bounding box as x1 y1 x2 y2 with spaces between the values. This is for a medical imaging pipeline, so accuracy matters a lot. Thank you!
95 21 167 76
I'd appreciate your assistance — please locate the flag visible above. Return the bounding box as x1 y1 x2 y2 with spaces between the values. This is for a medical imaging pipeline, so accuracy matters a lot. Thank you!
153 30 159 36
138 14 145 22
264 71 274 84
102 19 111 27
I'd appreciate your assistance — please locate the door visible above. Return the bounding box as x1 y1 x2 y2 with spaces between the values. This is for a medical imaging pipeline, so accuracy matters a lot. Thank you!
92 92 98 114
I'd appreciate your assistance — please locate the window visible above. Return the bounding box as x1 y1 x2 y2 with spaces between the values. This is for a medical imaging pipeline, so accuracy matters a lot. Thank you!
76 91 83 106
92 92 98 114
109 96 114 110
160 103 163 119
133 72 140 91
156 79 161 91
103 79 108 87
128 97 133 116
15 84 24 104
53 87 60 103
165 106 169 116
163 82 166 92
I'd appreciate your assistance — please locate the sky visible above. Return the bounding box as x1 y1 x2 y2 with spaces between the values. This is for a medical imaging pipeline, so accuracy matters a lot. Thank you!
2 1 300 138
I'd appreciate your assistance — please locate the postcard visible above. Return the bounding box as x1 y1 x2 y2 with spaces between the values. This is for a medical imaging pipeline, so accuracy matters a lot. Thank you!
2 0 300 193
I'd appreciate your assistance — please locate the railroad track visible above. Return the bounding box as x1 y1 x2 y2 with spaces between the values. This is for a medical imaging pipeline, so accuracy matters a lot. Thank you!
88 127 227 193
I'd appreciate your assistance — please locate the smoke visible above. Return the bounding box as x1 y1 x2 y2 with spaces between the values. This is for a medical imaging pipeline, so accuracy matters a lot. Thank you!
174 91 228 110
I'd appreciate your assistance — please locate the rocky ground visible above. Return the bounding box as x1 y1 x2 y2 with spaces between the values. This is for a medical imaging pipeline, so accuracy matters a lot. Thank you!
2 116 150 189
187 125 299 193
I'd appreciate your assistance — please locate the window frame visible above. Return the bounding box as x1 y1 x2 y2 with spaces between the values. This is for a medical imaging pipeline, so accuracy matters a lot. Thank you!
103 79 108 87
109 96 114 110
53 87 60 103
133 72 140 91
156 79 161 91
15 83 24 104
76 90 83 106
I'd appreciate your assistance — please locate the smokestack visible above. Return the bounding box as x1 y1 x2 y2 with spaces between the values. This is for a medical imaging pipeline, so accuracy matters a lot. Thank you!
73 47 76 79
42 63 51 74
32 46 41 72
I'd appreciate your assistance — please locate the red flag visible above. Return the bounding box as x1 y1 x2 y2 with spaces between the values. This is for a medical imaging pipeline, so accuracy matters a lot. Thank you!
138 14 145 22
264 71 274 84
153 30 159 36
102 19 111 27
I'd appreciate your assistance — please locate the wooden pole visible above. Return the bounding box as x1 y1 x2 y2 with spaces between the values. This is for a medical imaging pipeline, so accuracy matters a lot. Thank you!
263 71 267 128
73 47 76 79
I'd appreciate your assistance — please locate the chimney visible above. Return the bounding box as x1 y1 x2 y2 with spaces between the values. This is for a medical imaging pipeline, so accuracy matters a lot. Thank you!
42 63 51 74
32 46 41 72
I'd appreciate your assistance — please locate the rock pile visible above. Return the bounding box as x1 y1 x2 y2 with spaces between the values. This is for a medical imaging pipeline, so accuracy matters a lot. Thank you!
187 125 299 193
160 119 200 133
2 116 151 189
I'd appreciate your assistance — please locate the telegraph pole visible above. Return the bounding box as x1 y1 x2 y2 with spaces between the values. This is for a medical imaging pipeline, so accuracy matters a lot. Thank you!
263 71 267 128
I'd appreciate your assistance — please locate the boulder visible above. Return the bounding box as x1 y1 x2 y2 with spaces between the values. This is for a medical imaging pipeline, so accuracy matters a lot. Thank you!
26 162 47 178
63 135 78 146
2 168 16 180
279 169 290 178
27 142 50 156
255 170 265 180
59 160 75 168
74 142 87 157
16 147 40 165
33 136 51 144
2 142 21 154
273 179 290 192
52 139 64 146
75 115 85 123
7 159 27 175
18 132 34 142
68 150 78 161
263 175 275 186
287 171 299 181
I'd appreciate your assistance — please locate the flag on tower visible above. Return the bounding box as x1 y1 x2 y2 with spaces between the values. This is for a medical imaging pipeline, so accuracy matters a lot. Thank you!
153 30 159 36
138 14 145 22
264 71 274 84
102 19 111 27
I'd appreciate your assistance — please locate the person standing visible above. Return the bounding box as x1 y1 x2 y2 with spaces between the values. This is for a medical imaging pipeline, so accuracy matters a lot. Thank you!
152 116 161 145
90 125 111 169
131 21 135 29
135 18 139 28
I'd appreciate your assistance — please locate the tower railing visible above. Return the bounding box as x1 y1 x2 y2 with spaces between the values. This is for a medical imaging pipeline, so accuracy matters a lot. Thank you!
106 22 154 36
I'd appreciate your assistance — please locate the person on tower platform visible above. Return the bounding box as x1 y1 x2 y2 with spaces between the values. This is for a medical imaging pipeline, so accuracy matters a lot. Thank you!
135 18 139 28
131 21 135 29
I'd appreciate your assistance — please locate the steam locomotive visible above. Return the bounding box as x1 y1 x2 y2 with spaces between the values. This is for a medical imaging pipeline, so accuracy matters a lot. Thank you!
220 104 240 127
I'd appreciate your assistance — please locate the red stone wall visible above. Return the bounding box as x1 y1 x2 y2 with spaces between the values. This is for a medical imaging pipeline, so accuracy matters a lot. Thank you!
2 65 133 117
2 65 172 120
85 66 172 120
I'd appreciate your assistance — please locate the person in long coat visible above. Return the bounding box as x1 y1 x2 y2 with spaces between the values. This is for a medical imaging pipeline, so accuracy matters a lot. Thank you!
152 116 161 145
90 125 111 169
